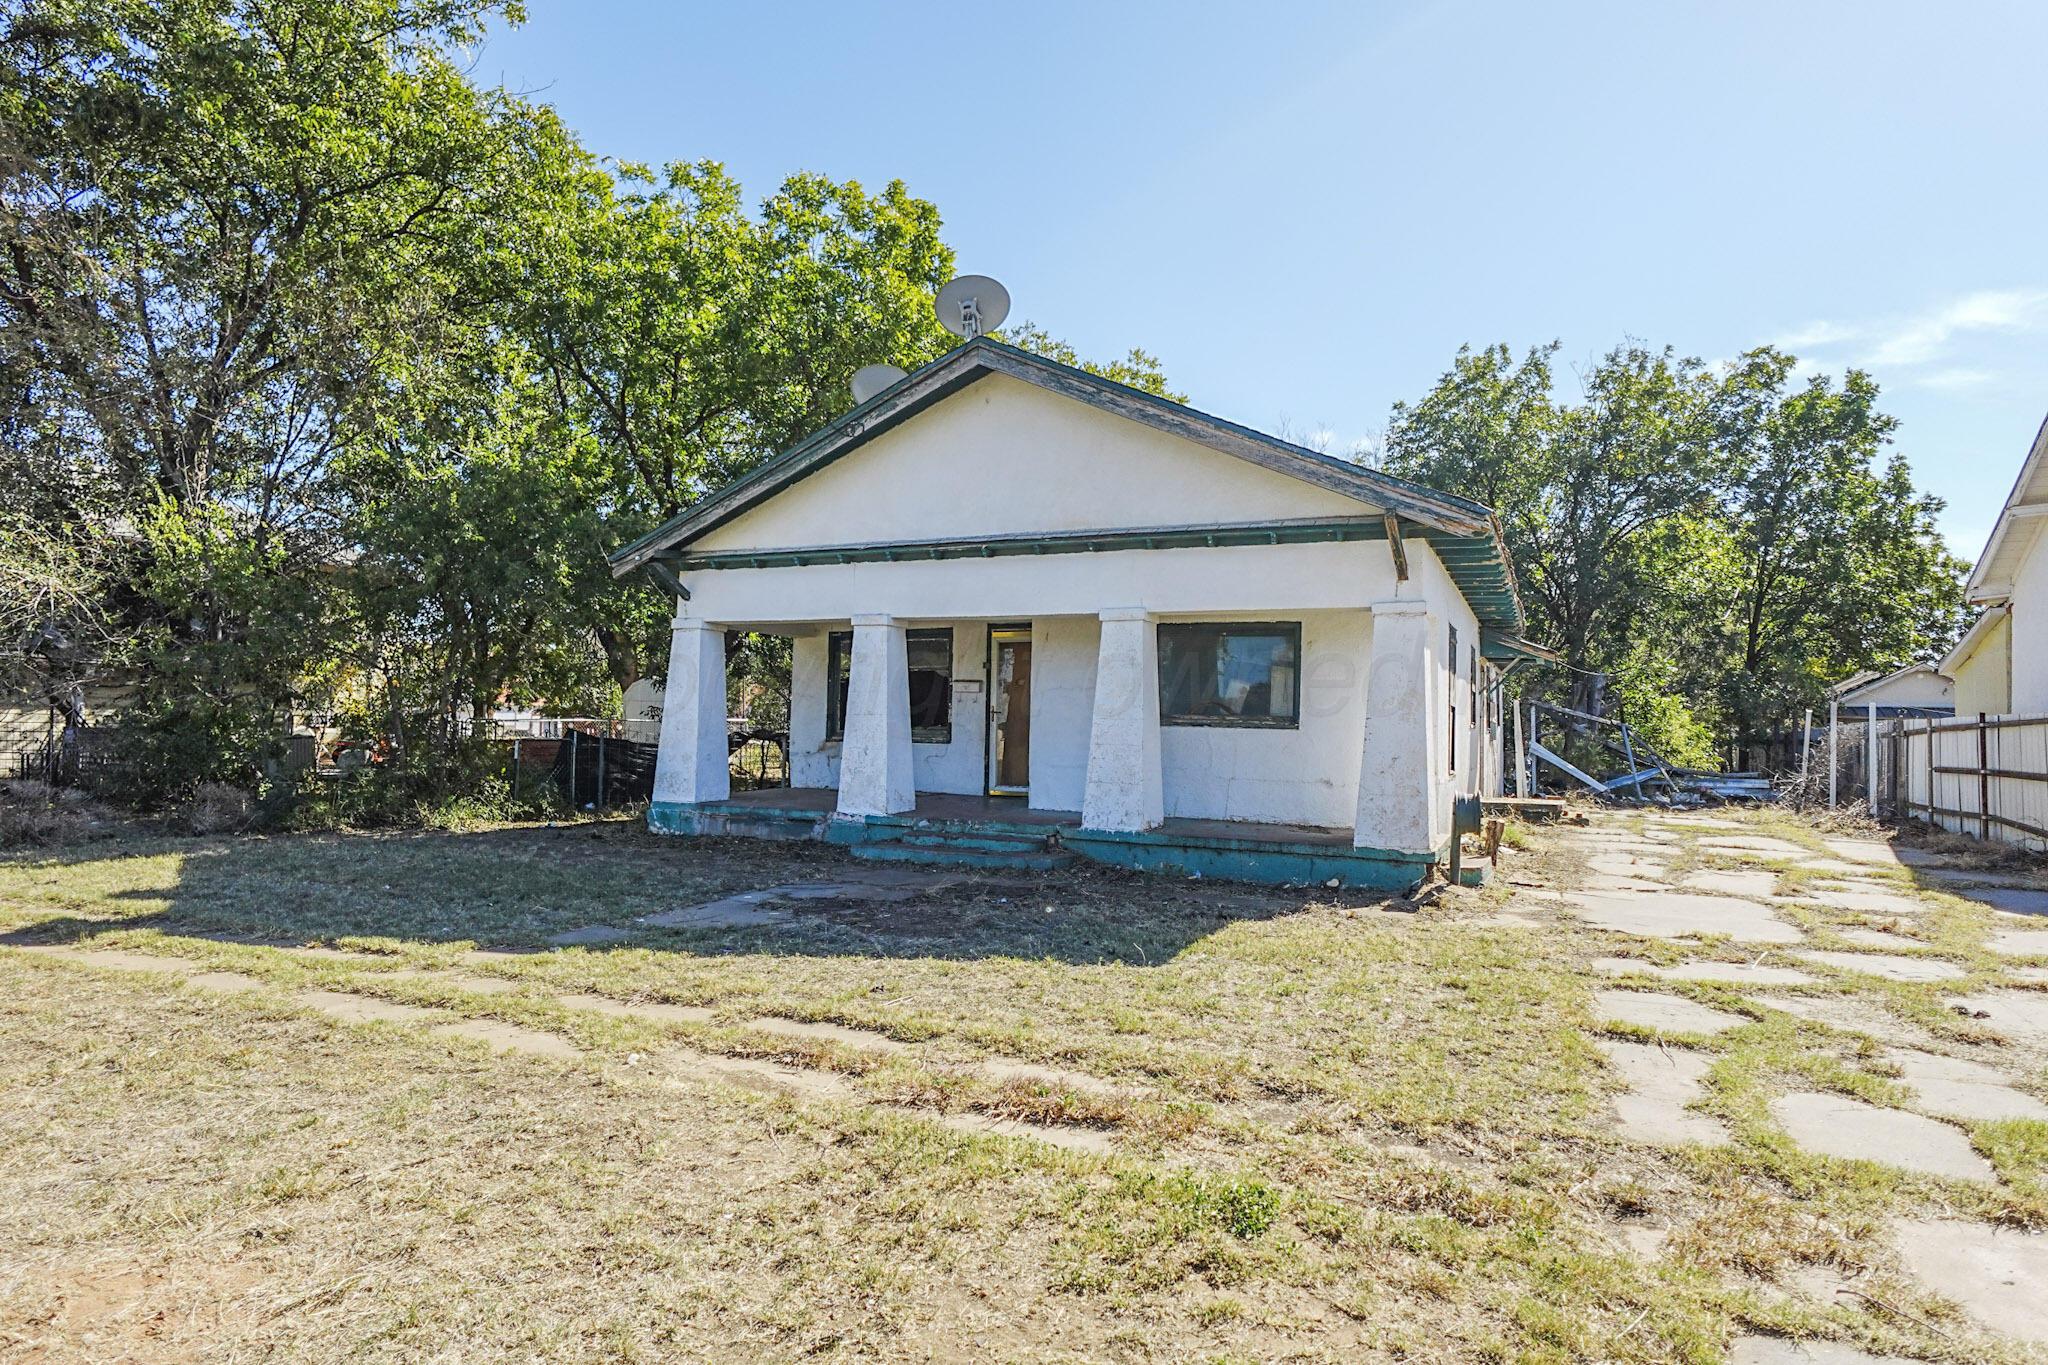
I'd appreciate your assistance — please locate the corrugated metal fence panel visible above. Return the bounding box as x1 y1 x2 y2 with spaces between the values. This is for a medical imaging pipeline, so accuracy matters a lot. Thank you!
1890 713 2048 853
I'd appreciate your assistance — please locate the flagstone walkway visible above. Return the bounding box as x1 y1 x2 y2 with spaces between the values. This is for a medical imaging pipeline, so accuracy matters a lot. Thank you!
1529 808 2048 1356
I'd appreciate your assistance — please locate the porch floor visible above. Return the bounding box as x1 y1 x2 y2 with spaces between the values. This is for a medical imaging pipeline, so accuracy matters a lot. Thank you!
715 786 1357 849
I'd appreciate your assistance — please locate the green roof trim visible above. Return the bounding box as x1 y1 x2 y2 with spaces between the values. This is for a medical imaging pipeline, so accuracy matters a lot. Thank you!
666 515 1525 633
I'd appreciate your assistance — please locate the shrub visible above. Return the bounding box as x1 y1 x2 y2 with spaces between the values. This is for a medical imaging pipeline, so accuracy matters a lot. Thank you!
180 781 255 834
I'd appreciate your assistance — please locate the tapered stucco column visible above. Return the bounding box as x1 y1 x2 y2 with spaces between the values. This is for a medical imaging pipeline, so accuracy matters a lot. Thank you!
1082 608 1164 832
837 614 915 817
1356 600 1435 853
652 618 729 806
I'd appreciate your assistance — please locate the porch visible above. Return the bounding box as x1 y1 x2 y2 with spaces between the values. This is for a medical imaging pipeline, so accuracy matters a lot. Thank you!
649 787 1441 891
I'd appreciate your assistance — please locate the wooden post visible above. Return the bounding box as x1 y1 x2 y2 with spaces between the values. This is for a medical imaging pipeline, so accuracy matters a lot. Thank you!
568 729 579 808
1866 703 1878 817
596 736 607 810
1827 699 1839 808
1512 699 1528 798
1799 708 1812 784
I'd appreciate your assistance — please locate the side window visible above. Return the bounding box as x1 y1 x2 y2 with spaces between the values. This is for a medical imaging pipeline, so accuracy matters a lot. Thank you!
1447 625 1458 774
826 628 954 743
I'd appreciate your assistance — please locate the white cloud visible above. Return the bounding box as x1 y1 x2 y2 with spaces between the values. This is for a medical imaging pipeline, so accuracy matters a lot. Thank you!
1912 367 1996 392
1867 289 2048 367
1773 288 2048 374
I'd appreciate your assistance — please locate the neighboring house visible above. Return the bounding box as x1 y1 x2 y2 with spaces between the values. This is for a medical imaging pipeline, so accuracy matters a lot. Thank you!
608 338 1542 889
1947 410 2048 714
1828 663 1955 718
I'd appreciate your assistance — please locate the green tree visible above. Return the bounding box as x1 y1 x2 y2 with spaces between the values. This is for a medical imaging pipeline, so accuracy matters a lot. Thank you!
1708 350 1968 756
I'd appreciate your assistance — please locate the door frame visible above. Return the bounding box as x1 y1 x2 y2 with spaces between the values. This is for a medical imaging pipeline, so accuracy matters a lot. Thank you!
985 623 1032 796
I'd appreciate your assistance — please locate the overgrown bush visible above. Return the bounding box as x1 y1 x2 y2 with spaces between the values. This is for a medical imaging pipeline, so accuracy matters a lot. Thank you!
0 779 119 848
180 781 254 834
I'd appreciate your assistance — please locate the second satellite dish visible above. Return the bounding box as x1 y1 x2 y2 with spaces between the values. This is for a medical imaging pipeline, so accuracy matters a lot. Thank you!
935 275 1010 340
850 363 908 404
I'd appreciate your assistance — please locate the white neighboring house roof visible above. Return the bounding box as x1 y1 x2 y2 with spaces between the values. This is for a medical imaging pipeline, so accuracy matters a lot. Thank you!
1828 662 1954 707
1940 606 2009 677
1966 410 2048 606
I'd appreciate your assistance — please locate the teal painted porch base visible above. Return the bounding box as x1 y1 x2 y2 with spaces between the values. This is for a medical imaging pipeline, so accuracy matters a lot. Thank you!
647 799 1443 893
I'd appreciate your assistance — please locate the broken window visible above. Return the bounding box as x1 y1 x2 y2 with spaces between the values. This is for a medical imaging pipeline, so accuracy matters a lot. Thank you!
826 627 953 744
1157 623 1300 728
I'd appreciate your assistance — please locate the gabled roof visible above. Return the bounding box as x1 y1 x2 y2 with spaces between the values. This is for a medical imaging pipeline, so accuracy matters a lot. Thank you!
608 336 1526 631
1967 409 2048 604
1829 662 1953 703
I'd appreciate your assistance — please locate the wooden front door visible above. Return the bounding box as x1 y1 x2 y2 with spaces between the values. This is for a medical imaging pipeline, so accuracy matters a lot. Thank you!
988 627 1032 795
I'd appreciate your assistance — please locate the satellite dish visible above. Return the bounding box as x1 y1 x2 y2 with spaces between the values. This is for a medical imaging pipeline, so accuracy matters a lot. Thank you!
850 363 908 404
934 274 1010 340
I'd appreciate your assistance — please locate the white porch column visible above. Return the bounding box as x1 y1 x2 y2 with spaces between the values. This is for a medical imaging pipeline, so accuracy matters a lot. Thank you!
1082 607 1164 832
1356 599 1436 853
836 614 915 817
652 618 729 806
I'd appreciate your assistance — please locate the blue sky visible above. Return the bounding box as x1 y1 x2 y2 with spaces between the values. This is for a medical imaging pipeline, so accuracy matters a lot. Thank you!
477 2 2048 560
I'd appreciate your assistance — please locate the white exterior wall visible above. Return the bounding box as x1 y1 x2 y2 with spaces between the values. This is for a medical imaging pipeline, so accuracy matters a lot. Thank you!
1029 616 1099 813
1158 609 1370 828
1950 612 2013 716
691 374 1367 553
2012 531 2048 713
1837 667 1955 710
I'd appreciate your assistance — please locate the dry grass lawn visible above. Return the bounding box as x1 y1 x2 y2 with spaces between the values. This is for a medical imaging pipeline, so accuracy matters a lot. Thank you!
0 808 2042 1362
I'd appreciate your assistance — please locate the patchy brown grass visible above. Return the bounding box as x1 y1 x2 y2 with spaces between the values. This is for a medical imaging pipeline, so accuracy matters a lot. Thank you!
0 810 2038 1361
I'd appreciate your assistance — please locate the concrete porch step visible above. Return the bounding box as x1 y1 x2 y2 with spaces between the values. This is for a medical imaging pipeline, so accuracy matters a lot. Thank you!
897 830 1051 854
848 836 1076 872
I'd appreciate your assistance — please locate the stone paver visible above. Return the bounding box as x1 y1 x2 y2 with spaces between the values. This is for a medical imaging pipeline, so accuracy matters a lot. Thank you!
1678 868 1780 898
1794 858 1893 877
640 894 793 929
1894 1218 2048 1342
1885 1048 2048 1123
1946 991 2048 1047
554 992 716 1026
292 990 441 1026
1915 866 2045 891
1587 854 1668 881
1770 1091 1994 1182
1954 887 2048 917
1592 957 1814 986
1564 890 1802 945
1820 839 1904 866
546 924 637 947
1728 1340 1910 1364
431 1018 580 1059
1987 928 2048 957
1595 988 1747 1035
1800 887 1929 916
1833 928 1919 949
1595 1039 1728 1147
1699 836 1814 859
1766 996 1924 1045
1797 950 1966 983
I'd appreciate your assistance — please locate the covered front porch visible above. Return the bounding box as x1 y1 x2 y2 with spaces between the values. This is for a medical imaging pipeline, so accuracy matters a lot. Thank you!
649 787 1445 890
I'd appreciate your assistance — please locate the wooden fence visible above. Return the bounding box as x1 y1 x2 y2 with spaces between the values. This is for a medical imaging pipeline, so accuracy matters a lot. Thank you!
1886 712 2048 853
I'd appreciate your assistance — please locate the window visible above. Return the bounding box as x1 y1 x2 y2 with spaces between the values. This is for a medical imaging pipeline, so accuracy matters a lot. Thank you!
1447 625 1458 774
826 627 954 743
1157 622 1299 727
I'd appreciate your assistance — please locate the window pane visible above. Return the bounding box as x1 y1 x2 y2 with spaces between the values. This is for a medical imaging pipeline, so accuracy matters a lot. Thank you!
907 629 952 738
1158 624 1299 726
826 632 852 739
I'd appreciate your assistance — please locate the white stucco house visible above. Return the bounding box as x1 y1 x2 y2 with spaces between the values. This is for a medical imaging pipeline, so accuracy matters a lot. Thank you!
1944 410 2048 715
610 338 1544 888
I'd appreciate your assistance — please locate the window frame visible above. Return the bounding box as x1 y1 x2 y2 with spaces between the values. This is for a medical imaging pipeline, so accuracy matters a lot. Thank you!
825 627 955 745
1155 621 1303 730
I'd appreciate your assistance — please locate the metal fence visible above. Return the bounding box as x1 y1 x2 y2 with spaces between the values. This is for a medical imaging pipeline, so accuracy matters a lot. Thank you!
1885 712 2048 853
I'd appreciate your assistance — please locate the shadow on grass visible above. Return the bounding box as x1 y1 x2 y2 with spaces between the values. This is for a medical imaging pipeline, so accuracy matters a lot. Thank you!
0 819 1342 966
